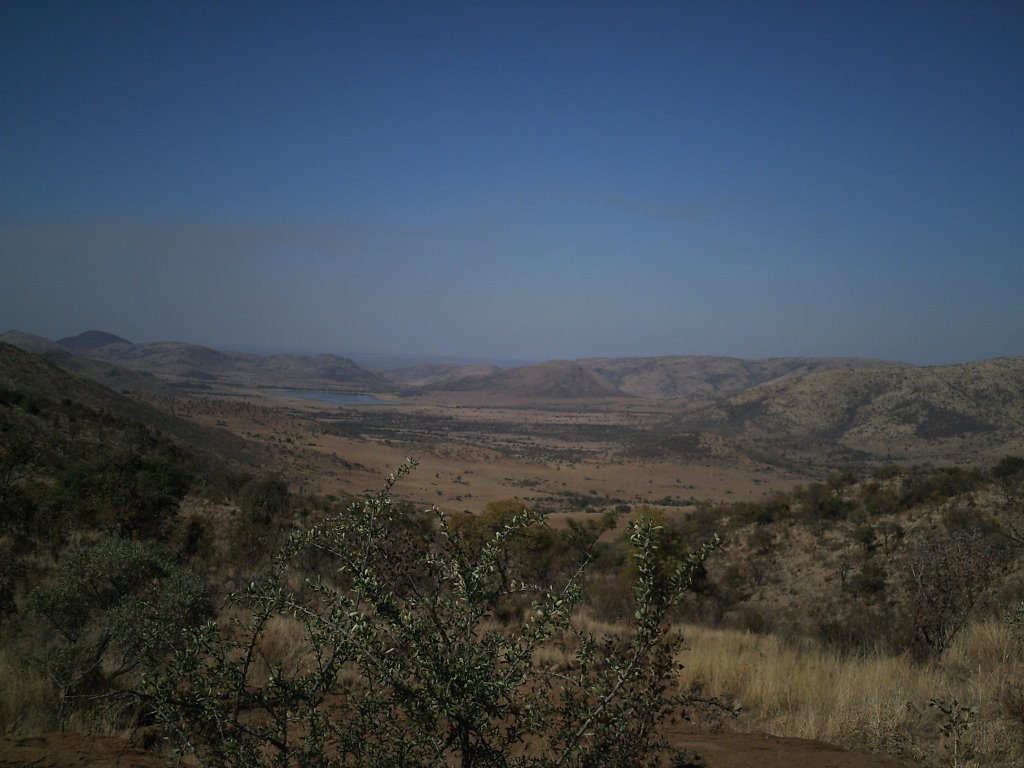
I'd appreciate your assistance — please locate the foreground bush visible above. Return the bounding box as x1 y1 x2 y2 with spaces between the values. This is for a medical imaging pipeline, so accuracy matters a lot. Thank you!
145 463 723 767
24 537 210 728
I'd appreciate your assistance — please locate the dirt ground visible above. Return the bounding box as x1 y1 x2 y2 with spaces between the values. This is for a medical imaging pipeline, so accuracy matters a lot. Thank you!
0 730 918 767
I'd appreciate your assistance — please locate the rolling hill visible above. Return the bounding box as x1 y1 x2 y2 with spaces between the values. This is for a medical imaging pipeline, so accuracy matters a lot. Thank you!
80 339 390 390
667 356 1024 468
413 360 626 399
575 355 906 400
0 330 174 396
56 329 132 351
0 342 258 463
7 329 1023 469
392 355 906 401
3 331 391 392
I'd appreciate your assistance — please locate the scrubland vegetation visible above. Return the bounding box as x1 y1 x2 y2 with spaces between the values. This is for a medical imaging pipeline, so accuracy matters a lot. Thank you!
3 380 1024 766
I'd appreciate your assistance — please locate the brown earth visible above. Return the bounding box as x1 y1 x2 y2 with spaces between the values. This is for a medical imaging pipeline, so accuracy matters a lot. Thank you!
158 388 810 510
0 730 917 767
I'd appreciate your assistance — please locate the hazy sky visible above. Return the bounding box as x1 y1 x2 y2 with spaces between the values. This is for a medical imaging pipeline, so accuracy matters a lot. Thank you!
2 1 1023 365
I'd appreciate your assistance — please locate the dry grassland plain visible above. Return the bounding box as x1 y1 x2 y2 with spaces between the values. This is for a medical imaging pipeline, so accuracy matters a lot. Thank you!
163 387 809 516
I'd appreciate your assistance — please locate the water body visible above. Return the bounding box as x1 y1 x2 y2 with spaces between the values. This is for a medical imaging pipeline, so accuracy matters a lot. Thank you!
275 390 394 406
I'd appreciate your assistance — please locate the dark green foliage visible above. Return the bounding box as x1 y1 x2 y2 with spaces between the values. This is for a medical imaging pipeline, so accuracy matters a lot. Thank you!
897 466 984 510
49 443 192 539
728 493 790 526
851 562 887 595
859 481 899 517
852 524 877 553
24 537 210 725
1 389 197 543
0 541 21 625
794 482 854 522
992 455 1024 481
239 476 291 524
447 499 614 601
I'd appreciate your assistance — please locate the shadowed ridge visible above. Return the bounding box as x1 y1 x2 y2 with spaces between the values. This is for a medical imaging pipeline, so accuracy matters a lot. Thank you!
56 329 132 350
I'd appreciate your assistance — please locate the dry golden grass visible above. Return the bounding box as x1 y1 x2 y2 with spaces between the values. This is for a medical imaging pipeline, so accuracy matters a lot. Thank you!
677 619 1024 766
5 597 1023 768
0 647 56 734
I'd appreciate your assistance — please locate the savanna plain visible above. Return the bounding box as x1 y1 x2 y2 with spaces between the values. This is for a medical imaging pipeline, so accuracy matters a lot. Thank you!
2 330 1024 767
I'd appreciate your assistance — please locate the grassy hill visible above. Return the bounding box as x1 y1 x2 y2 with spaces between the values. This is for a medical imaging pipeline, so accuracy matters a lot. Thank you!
414 359 626 399
387 355 905 402
669 357 1024 469
576 355 906 400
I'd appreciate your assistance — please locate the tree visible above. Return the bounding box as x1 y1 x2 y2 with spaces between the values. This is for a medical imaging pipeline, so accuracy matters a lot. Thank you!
898 529 1012 660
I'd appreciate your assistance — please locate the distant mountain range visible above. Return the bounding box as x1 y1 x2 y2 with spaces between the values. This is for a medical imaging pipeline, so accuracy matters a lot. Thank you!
0 330 910 400
2 330 390 392
3 329 1023 470
397 355 907 401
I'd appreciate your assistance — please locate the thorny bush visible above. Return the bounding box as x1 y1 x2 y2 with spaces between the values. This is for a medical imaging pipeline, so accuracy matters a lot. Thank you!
144 462 727 767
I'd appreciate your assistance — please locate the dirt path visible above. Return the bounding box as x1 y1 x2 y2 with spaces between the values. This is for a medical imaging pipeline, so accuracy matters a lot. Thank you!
0 731 917 767
0 733 176 767
673 731 916 767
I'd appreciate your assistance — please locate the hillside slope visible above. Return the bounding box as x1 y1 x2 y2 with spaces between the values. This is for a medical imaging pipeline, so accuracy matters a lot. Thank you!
577 355 906 400
0 343 257 463
5 331 391 392
418 360 625 399
0 331 174 396
56 329 132 351
394 355 905 401
82 339 390 390
671 357 1024 466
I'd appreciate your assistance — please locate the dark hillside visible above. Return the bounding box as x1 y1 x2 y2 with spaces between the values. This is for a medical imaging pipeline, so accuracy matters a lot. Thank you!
56 330 132 350
0 343 258 463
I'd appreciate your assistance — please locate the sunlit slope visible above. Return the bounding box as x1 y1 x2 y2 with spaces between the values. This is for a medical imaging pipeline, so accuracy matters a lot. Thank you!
672 357 1024 465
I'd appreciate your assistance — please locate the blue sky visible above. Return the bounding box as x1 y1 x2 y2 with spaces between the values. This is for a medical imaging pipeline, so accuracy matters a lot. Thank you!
2 1 1022 365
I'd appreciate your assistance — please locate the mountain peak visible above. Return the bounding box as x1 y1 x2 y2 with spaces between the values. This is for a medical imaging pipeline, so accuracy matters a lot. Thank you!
57 330 132 351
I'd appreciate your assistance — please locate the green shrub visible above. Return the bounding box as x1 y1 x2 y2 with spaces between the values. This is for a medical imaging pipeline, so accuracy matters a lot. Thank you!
992 455 1024 481
24 537 209 726
239 476 290 524
851 562 887 596
146 463 726 766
